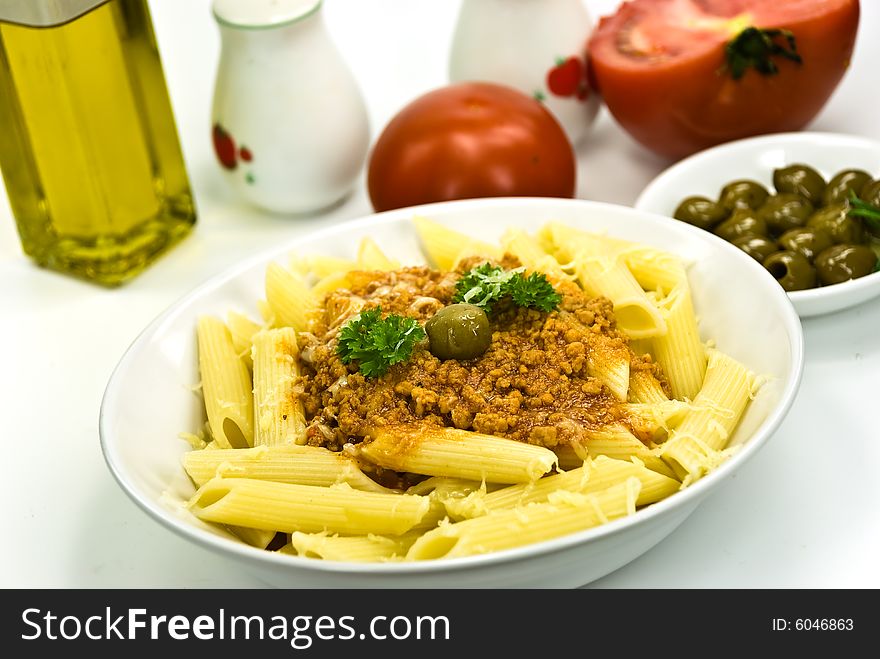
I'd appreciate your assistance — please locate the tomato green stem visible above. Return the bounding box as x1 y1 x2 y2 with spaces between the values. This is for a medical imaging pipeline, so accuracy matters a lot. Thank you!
724 27 802 80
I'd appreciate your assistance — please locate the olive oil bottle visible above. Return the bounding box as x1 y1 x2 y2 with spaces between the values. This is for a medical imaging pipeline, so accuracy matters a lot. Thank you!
0 0 196 285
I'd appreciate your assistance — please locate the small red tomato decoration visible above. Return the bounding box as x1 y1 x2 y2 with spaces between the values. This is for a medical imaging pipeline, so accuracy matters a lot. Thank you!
239 146 253 162
588 0 860 159
212 123 237 170
367 82 576 213
547 56 584 97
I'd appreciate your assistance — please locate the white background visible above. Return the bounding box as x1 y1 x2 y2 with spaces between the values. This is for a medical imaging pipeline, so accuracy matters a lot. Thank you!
1 0 877 588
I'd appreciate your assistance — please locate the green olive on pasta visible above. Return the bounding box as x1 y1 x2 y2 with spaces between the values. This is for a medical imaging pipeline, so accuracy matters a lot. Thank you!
426 303 492 361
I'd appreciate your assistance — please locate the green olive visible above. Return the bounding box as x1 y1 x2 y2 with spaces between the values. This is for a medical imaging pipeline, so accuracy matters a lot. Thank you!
756 194 814 235
426 303 491 361
823 169 872 206
806 203 866 245
719 180 770 211
814 244 879 285
860 179 880 207
762 251 817 291
673 196 727 230
773 164 826 205
777 228 835 262
714 208 768 241
732 235 778 263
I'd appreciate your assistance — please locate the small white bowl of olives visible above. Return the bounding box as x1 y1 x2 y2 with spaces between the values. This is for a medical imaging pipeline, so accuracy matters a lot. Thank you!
635 132 880 317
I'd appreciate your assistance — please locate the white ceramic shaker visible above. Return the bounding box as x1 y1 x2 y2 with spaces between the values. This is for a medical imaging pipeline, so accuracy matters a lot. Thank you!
211 0 370 214
449 0 600 147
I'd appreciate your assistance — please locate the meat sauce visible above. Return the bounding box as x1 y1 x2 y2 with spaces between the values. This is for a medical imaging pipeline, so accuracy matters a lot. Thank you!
295 259 668 453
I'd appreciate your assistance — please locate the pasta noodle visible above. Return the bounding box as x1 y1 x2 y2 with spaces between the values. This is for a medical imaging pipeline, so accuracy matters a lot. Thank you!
188 479 430 536
182 444 392 493
252 328 306 446
196 316 254 449
358 426 558 484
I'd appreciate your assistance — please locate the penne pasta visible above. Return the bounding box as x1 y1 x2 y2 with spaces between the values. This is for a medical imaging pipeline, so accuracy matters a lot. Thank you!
252 328 305 446
182 444 393 493
189 479 430 536
359 426 558 484
445 455 679 520
500 228 569 282
618 245 687 295
627 368 669 404
650 283 707 401
298 254 357 279
265 262 316 332
413 215 500 270
406 478 641 560
357 237 400 270
226 311 262 370
196 316 254 449
280 531 411 562
554 425 677 479
310 270 352 298
586 334 631 401
573 253 667 339
661 349 756 482
623 399 690 442
228 526 279 549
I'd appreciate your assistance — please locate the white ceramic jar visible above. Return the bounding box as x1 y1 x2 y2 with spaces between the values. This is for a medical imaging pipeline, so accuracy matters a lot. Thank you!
211 0 370 214
449 0 599 147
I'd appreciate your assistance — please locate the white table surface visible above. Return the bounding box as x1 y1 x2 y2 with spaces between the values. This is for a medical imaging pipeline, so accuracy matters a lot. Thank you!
2 0 877 589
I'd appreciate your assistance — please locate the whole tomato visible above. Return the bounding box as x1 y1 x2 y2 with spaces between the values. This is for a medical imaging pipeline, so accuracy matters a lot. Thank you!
367 82 576 212
588 0 860 159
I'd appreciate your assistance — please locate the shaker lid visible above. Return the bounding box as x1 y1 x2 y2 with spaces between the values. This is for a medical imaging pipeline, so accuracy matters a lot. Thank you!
213 0 321 29
0 0 109 27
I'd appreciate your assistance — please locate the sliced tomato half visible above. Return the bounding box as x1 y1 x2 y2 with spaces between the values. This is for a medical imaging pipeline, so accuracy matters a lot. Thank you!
588 0 860 159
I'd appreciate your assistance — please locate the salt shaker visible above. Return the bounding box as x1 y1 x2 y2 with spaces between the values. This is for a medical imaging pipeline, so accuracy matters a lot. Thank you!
450 0 600 146
211 0 370 215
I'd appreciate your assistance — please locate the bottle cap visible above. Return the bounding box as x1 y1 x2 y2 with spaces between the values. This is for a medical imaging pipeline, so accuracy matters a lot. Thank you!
0 0 108 27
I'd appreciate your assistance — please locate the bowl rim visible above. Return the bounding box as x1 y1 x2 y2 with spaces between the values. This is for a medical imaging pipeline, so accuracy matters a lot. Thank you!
633 131 880 304
99 196 805 576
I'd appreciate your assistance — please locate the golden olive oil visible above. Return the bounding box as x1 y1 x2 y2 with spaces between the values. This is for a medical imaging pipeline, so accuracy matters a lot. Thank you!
0 0 195 285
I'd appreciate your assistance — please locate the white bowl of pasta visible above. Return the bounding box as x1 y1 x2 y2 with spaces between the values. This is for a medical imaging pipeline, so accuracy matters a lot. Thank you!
100 197 804 588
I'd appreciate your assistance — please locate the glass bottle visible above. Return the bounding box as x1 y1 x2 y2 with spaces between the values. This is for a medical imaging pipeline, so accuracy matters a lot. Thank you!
0 0 196 285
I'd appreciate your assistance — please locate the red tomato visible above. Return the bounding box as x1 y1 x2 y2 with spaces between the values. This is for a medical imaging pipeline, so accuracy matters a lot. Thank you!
588 0 860 159
367 82 576 213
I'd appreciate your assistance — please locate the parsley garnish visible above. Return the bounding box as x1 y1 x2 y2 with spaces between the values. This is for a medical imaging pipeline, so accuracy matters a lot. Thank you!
848 192 880 232
336 307 425 378
453 263 562 313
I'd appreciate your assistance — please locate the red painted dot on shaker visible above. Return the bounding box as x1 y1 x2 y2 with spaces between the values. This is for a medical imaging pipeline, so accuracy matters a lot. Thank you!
240 146 253 162
212 123 238 170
